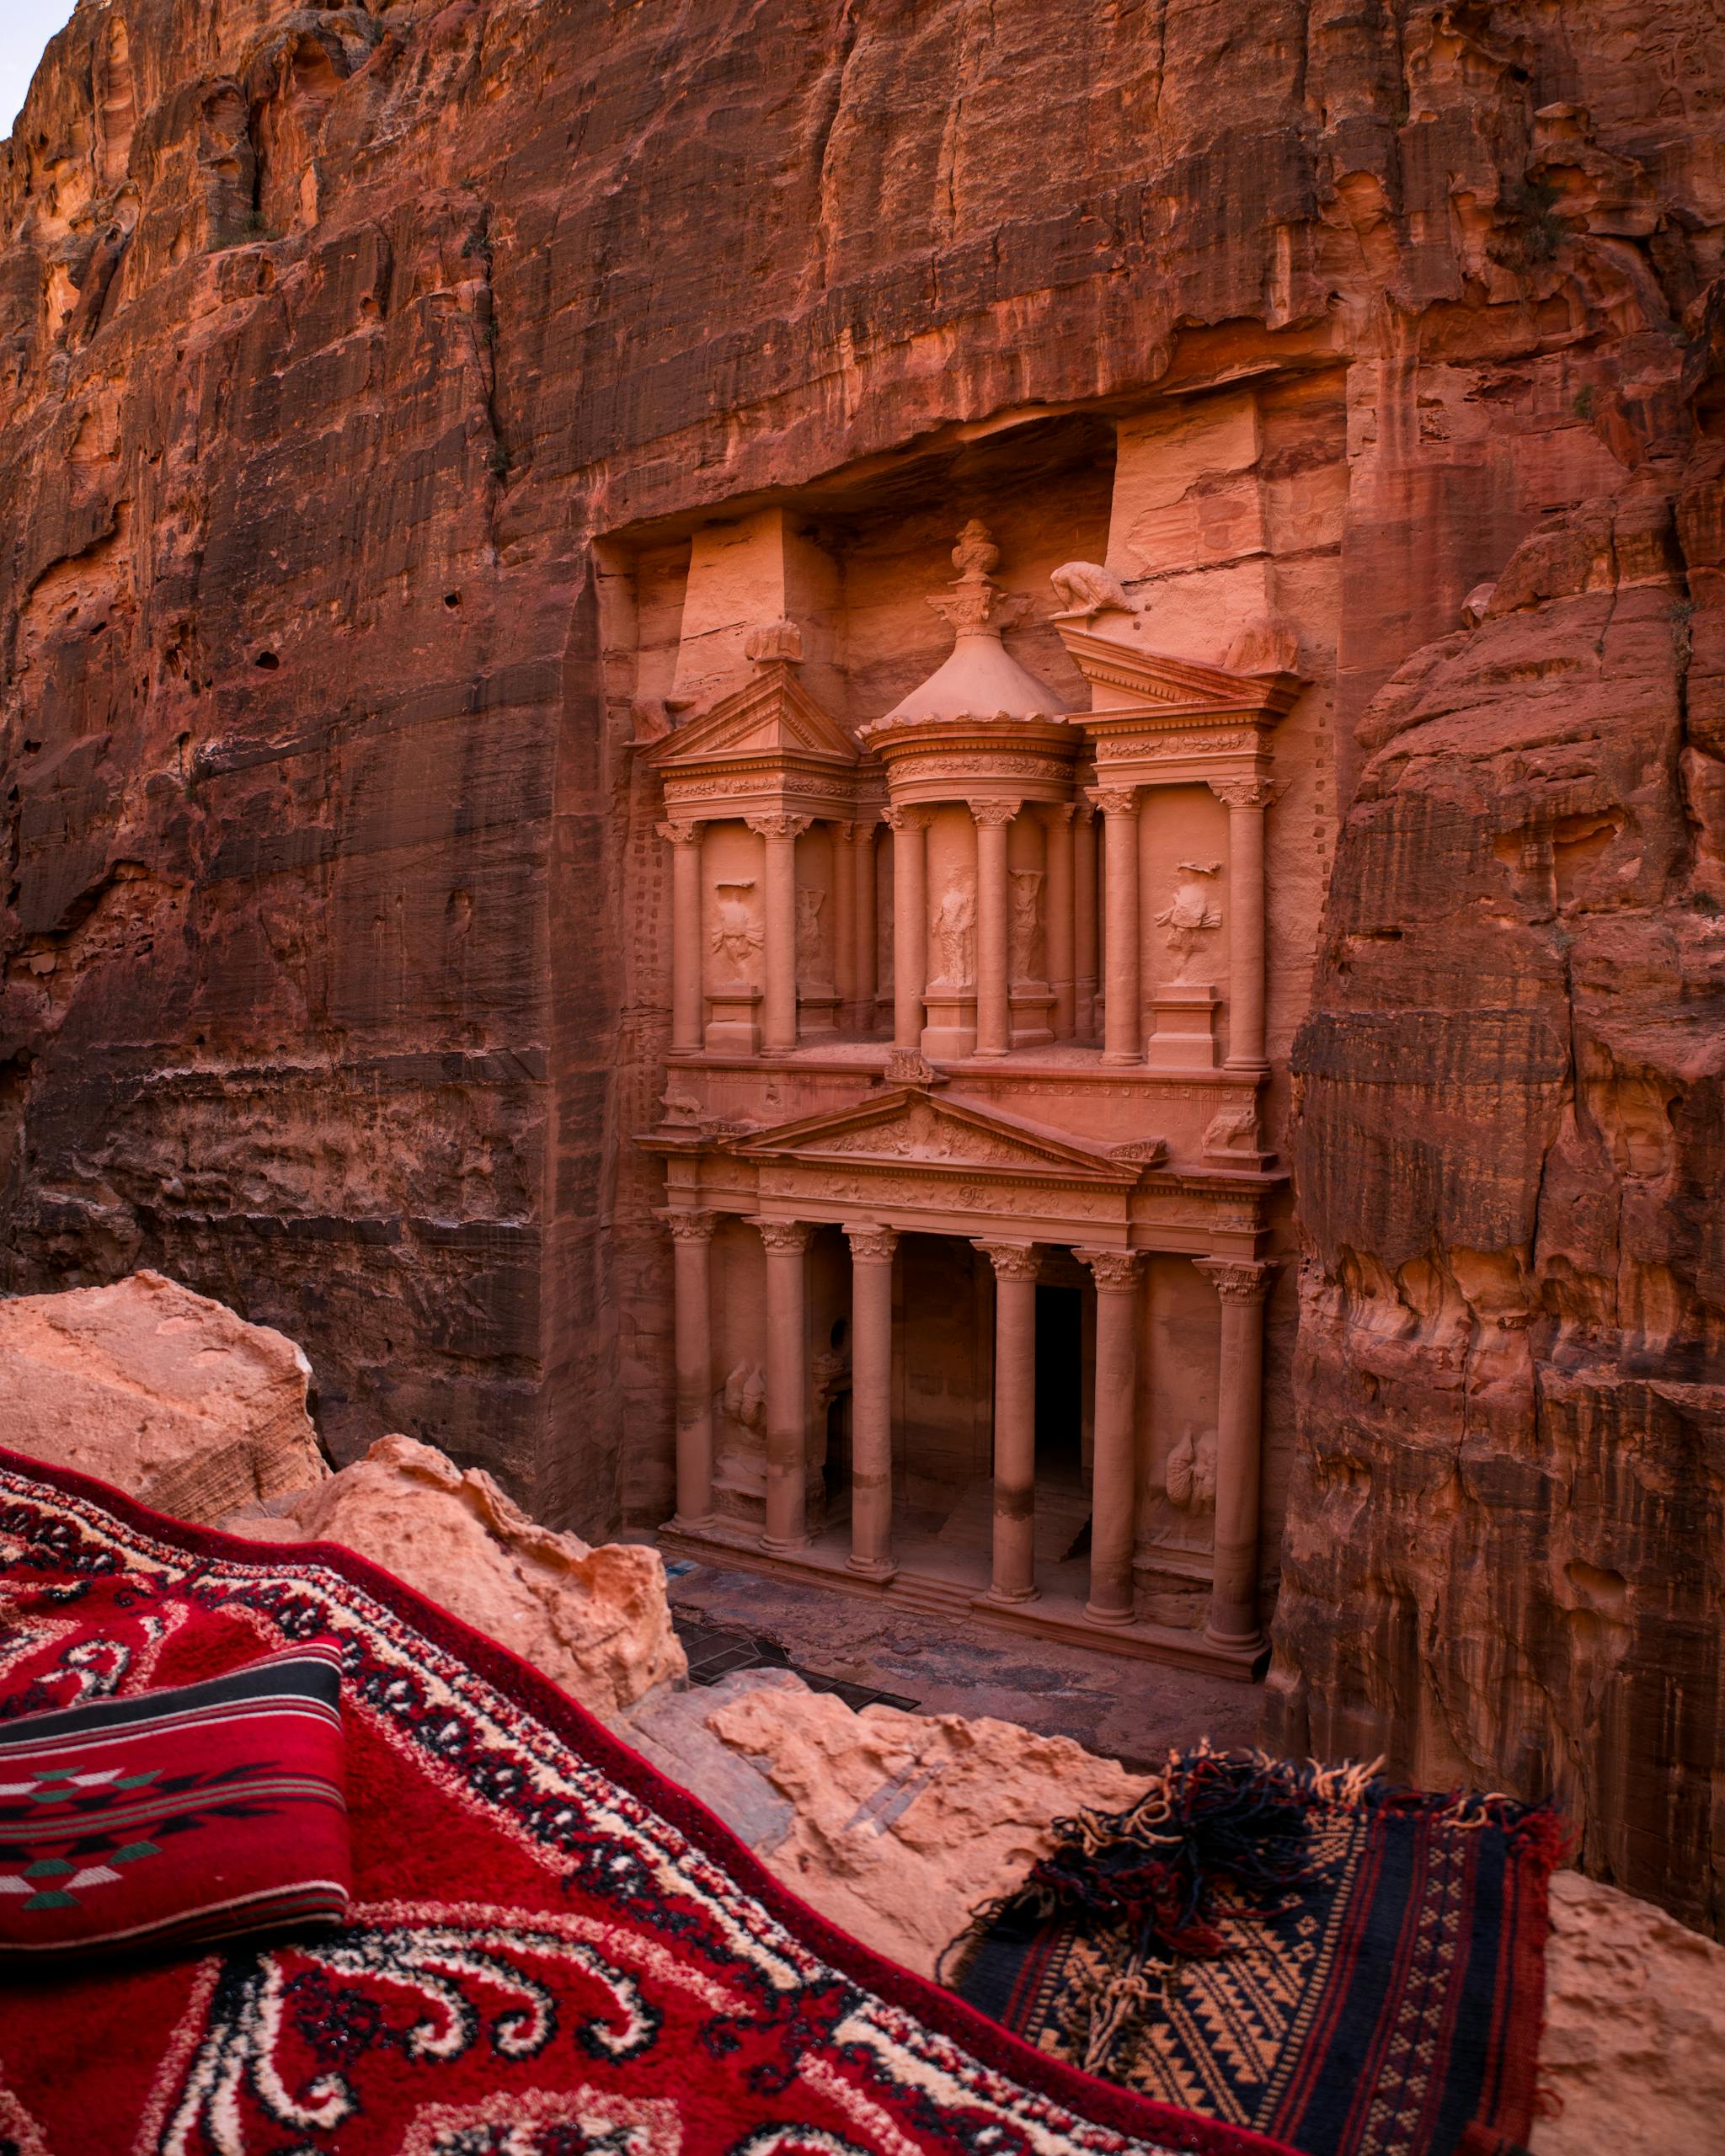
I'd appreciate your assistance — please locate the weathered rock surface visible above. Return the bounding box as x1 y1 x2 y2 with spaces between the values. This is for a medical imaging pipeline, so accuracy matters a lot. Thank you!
3 0 1722 1553
1264 474 1725 1935
0 1266 328 1523
699 1680 1150 1977
1532 1870 1725 2156
254 1433 686 1716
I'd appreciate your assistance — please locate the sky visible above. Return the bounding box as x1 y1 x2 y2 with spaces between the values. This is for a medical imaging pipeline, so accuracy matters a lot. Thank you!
3 0 80 138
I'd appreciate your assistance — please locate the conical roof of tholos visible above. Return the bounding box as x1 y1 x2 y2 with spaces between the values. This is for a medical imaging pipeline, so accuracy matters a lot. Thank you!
879 626 1066 725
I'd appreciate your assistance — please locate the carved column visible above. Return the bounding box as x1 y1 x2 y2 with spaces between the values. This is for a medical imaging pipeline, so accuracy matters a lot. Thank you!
854 822 879 1033
844 1223 898 1578
1044 804 1076 1040
831 822 857 1031
1211 780 1274 1072
659 1209 717 1529
975 1240 1040 1603
970 799 1018 1058
1073 799 1098 1040
752 1218 814 1553
657 820 705 1056
1076 1247 1143 1625
1097 787 1141 1065
746 815 809 1055
886 807 928 1053
1194 1257 1275 1648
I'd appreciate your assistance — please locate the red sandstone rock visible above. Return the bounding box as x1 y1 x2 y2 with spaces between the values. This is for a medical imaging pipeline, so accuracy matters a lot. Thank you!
0 1267 328 1523
265 1433 687 1716
1264 475 1725 1936
1 0 1719 1553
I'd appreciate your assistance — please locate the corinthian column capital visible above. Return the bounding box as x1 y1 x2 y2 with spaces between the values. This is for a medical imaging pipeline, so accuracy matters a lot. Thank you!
973 1239 1040 1283
843 1222 900 1264
656 1208 717 1243
749 1216 814 1254
1210 778 1276 811
745 814 813 842
1075 1246 1146 1293
967 798 1022 827
655 819 705 847
1194 1257 1277 1304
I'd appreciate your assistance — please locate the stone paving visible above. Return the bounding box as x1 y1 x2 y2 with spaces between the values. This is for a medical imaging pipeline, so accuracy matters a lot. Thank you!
665 1559 1263 1771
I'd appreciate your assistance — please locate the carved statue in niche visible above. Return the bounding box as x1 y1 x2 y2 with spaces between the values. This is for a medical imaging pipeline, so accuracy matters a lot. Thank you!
1049 560 1134 617
712 881 763 984
1155 861 1222 982
723 1364 766 1433
1203 1097 1263 1156
795 886 827 984
1148 1421 1219 1555
1008 869 1044 983
930 883 976 986
1167 1422 1217 1513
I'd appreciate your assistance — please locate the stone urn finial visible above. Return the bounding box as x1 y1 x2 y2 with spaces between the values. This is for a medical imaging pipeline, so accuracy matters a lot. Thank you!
951 519 1001 580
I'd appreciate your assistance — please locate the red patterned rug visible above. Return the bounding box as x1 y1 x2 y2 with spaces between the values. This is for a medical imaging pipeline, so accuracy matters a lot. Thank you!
0 1447 1297 2156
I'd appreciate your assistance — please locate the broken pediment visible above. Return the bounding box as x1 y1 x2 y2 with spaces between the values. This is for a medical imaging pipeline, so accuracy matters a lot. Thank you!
646 659 860 776
727 1086 1147 1185
1054 615 1304 727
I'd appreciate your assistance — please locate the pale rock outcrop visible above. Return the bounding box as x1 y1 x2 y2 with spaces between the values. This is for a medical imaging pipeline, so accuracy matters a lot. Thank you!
1533 1870 1725 2156
0 1268 328 1525
700 1680 1151 1977
256 1433 686 1716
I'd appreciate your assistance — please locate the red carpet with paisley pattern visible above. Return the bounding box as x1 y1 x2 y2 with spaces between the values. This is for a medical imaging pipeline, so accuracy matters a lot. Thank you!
0 1447 1299 2156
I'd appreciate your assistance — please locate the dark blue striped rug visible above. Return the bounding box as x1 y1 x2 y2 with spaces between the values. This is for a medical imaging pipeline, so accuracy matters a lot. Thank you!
943 1748 1562 2156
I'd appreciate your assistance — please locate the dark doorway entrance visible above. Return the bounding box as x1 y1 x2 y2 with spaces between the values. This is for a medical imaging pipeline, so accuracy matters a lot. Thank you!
1034 1285 1084 1478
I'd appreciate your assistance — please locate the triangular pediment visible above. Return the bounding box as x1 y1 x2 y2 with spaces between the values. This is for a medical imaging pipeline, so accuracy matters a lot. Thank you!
727 1086 1144 1183
1055 619 1302 722
645 661 859 771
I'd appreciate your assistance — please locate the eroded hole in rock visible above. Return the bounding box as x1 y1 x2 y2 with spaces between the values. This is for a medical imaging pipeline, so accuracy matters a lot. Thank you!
253 649 280 669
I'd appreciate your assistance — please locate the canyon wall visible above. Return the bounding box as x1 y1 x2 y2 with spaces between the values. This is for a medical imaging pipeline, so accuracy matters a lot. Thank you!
1263 449 1725 1933
1 0 1722 1910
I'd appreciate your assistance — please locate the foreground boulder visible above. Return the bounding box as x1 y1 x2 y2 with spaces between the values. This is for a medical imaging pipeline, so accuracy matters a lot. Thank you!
262 1435 686 1717
630 1673 1149 1977
0 1269 328 1525
1531 1870 1725 2156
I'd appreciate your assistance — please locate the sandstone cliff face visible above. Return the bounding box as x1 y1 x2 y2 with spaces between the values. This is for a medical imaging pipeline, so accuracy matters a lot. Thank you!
1 0 1722 1593
1264 466 1725 1933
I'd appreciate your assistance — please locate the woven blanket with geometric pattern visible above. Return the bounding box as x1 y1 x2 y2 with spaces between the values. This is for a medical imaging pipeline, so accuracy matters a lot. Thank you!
0 1448 1301 2156
944 1748 1563 2156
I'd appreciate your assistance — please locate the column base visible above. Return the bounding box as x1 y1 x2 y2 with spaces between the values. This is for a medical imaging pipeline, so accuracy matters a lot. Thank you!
760 1533 812 1557
980 1584 1041 1608
1082 1601 1135 1629
1100 1049 1142 1068
1223 1056 1270 1076
1203 1620 1267 1654
669 1512 718 1536
845 1555 898 1583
